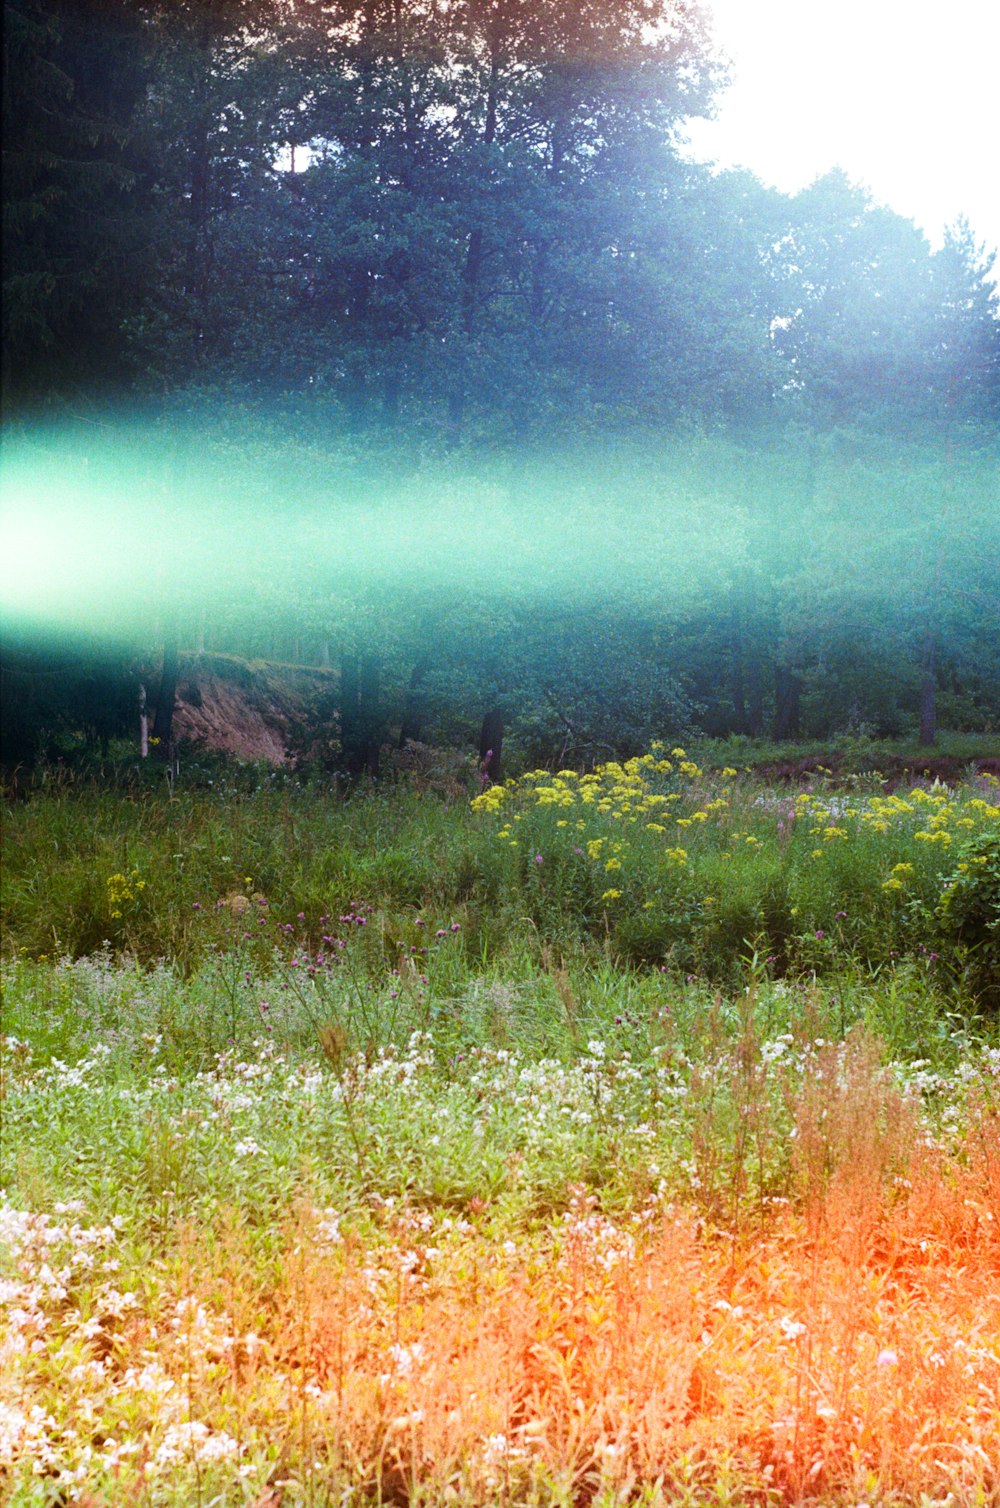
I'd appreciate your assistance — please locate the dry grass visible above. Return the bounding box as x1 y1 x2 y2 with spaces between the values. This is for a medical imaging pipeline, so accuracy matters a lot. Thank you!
266 1176 999 1503
4 1086 998 1505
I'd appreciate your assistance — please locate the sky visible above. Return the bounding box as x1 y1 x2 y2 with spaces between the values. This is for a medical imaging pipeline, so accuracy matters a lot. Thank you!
684 0 1000 258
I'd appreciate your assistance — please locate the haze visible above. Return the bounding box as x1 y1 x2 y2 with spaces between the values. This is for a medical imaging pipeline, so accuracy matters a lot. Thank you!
687 0 1000 256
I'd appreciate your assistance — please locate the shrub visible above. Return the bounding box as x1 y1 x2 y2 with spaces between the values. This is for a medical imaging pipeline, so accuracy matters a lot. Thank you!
937 831 1000 1012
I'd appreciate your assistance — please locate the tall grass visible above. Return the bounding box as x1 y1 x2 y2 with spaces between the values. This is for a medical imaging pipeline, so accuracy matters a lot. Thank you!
3 755 998 1003
2 753 999 1503
3 988 998 1503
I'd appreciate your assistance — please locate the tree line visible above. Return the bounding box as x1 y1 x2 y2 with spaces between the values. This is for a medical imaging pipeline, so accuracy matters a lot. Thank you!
2 0 998 770
4 0 998 434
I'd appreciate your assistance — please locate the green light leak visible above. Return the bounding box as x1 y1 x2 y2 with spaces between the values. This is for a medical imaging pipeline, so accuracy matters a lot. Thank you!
0 421 730 645
1 415 997 655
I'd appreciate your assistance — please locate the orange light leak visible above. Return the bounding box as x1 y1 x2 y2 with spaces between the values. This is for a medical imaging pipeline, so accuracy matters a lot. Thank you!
4 1140 998 1501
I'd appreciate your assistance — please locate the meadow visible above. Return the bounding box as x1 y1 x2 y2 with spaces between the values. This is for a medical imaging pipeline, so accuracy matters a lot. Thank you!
2 748 999 1505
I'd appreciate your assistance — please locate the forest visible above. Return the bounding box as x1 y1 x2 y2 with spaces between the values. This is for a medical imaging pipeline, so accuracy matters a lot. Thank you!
2 0 999 768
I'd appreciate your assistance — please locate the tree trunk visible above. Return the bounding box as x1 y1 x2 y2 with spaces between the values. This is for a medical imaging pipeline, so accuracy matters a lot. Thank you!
139 683 148 758
919 503 945 746
360 653 381 777
382 364 400 421
447 386 465 441
340 653 361 771
729 592 747 734
152 633 179 752
747 654 764 738
399 659 428 747
735 574 765 738
919 632 937 746
773 666 802 741
530 239 549 321
479 710 503 785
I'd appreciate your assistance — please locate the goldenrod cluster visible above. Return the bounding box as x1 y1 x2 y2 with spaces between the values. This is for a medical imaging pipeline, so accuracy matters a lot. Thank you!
472 750 998 913
471 749 717 902
105 868 146 920
471 749 705 823
804 782 997 887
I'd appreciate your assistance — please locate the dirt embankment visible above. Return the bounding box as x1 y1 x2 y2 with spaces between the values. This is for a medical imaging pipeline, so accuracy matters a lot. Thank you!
168 654 333 765
755 752 1000 789
165 655 1000 783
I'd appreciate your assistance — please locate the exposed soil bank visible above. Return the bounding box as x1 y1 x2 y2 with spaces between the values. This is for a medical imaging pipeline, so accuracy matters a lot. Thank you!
168 652 333 765
164 653 999 785
755 753 1000 789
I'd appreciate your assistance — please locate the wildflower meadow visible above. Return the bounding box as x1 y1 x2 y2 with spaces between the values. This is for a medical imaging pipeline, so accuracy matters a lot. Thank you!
5 0 999 1496
2 751 999 1505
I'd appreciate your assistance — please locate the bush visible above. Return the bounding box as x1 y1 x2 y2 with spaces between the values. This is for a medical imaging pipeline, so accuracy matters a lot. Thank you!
937 832 1000 1012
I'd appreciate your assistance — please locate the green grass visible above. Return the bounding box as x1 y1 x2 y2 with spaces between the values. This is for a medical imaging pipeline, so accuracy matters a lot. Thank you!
1 946 988 1247
3 752 999 1504
3 754 999 1000
6 745 994 1238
